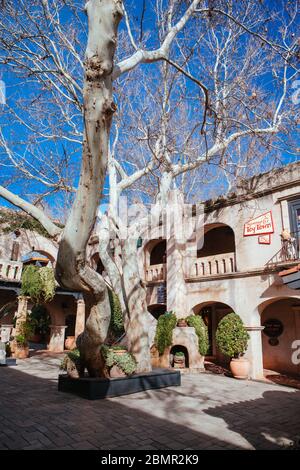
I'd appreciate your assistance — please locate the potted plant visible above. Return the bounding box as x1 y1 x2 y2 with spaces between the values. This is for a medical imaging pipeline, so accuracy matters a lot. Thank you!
14 320 34 359
14 334 29 359
177 318 187 327
173 351 185 368
216 312 250 379
108 344 127 355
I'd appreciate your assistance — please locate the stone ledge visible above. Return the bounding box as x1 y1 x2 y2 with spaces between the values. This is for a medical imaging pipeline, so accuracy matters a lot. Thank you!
58 368 181 400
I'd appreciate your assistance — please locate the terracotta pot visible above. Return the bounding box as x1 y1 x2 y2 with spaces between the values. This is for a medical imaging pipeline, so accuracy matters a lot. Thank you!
177 320 187 327
29 334 42 343
65 336 76 350
14 346 29 359
109 349 127 355
110 365 126 378
230 357 250 379
173 355 185 368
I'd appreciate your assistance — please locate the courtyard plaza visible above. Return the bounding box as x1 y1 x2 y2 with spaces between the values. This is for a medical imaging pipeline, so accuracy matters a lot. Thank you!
0 353 300 450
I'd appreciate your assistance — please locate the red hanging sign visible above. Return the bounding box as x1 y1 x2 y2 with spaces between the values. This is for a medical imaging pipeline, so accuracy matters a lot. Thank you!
244 211 274 237
258 234 271 244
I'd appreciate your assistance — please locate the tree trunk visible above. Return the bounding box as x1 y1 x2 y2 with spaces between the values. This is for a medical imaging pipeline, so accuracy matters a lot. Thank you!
55 0 123 377
122 236 152 373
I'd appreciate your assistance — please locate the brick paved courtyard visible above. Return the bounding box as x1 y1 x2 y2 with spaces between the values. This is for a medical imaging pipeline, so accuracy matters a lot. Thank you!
1 354 300 450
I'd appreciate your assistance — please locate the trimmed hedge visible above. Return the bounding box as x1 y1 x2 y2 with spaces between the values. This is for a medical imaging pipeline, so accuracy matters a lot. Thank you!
216 312 249 358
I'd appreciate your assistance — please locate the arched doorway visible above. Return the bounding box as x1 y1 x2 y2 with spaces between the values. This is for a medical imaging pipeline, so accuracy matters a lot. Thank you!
259 298 300 376
170 345 189 368
148 303 166 320
193 301 234 367
65 314 76 337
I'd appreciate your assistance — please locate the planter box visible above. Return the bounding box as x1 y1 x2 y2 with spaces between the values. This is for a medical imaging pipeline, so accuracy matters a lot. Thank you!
58 368 181 400
0 358 17 367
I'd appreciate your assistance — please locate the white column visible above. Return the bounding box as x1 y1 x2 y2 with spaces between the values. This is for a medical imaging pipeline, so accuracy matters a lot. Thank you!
48 325 67 352
0 324 13 343
245 325 265 380
75 298 86 340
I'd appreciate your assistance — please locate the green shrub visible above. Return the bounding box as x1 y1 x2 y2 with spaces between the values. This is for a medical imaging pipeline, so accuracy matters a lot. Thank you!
174 351 185 357
154 311 177 355
21 265 55 303
186 315 209 356
109 345 126 351
216 312 249 359
108 289 124 338
29 305 51 337
15 334 27 347
103 347 136 375
15 320 35 347
60 349 80 371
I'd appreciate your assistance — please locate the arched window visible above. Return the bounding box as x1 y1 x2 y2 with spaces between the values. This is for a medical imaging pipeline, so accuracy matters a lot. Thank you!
197 225 235 258
150 240 166 265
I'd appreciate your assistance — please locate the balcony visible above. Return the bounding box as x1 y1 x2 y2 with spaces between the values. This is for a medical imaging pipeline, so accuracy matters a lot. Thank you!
266 232 299 267
0 259 23 282
145 263 166 282
187 252 237 278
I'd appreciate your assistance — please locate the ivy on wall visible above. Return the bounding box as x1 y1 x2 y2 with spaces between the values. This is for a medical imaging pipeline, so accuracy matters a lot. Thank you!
21 265 56 303
186 314 209 356
0 208 63 238
154 311 177 355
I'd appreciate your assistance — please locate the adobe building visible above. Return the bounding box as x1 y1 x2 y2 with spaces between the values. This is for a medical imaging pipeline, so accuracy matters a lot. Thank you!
141 161 300 379
1 161 300 379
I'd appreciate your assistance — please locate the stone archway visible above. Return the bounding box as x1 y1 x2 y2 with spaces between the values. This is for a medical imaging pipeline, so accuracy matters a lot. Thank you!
259 297 300 376
193 301 234 367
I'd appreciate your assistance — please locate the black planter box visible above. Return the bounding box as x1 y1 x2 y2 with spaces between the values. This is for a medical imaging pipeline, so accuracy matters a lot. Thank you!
0 358 17 366
58 368 181 400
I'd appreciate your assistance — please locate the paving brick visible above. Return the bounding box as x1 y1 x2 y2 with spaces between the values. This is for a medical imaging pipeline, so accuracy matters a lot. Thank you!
0 354 300 450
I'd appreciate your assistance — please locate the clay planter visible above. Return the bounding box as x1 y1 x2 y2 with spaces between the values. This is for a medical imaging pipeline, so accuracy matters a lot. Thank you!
109 349 127 355
230 357 250 379
65 336 76 350
14 346 29 359
29 333 42 343
177 320 187 327
109 365 126 378
173 355 185 369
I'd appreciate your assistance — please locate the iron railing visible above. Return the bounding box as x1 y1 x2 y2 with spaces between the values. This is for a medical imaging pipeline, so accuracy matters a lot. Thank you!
266 231 299 266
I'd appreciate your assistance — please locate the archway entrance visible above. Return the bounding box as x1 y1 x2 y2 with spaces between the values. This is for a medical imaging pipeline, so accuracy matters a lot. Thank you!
193 301 233 367
259 298 300 376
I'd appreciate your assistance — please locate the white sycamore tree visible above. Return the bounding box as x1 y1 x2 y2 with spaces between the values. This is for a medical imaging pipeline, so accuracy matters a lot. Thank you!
0 0 298 375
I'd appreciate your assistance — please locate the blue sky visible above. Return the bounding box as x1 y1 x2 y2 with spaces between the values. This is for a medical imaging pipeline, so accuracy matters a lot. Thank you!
0 0 299 216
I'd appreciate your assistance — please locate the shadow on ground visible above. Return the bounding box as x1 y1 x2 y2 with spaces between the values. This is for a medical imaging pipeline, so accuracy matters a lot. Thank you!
1 362 300 450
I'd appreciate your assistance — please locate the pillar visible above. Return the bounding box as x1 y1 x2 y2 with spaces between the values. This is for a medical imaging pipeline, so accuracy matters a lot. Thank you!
0 324 13 343
245 325 265 380
75 297 86 340
15 295 29 335
48 325 67 352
